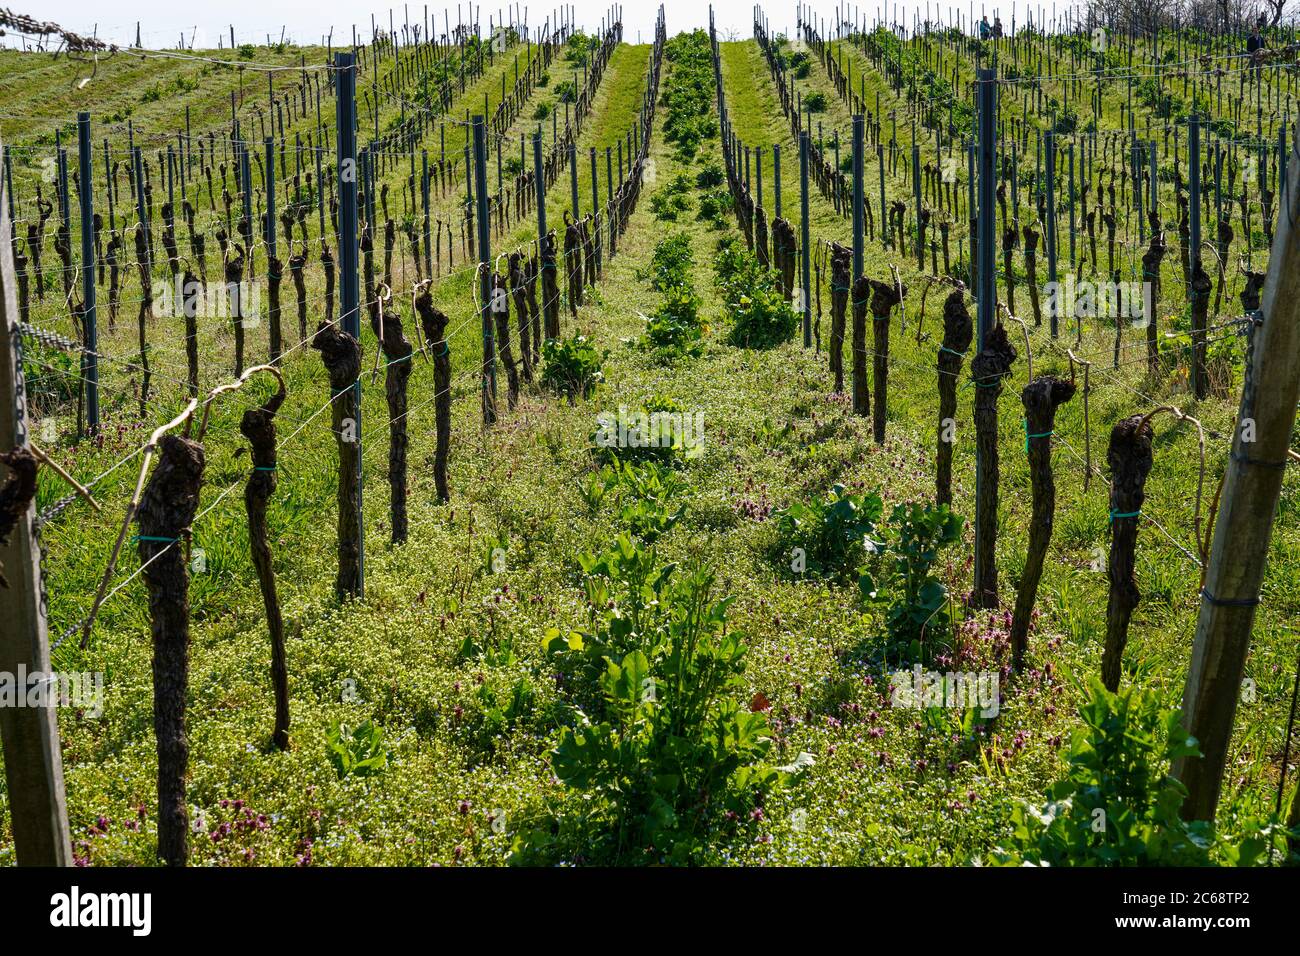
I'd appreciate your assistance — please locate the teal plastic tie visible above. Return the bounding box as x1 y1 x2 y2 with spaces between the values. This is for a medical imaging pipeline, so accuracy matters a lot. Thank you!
1023 418 1054 453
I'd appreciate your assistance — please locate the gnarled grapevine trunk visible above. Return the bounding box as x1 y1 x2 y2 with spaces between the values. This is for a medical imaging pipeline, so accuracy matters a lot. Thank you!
138 435 206 866
564 213 582 318
1177 195 1191 288
607 194 619 261
1102 415 1153 692
54 218 73 301
1189 260 1212 399
970 324 1017 609
541 231 560 341
240 388 290 749
509 253 533 383
772 217 796 300
369 289 413 544
738 184 754 248
311 321 363 600
868 277 905 443
581 215 596 287
1002 226 1019 315
1086 208 1098 275
1140 217 1166 374
93 212 104 285
134 228 154 417
1010 375 1076 670
289 251 308 342
321 244 335 323
183 202 208 291
28 206 48 300
106 232 121 331
829 242 850 393
1022 224 1042 328
850 275 870 418
1212 216 1233 317
1239 270 1266 320
525 254 542 366
237 208 254 281
936 289 972 507
160 202 179 277
405 222 423 282
180 270 200 397
415 290 452 503
491 271 520 410
14 244 29 326
224 246 246 377
281 210 296 259
0 448 38 588
360 225 376 318
383 218 396 290
267 255 284 362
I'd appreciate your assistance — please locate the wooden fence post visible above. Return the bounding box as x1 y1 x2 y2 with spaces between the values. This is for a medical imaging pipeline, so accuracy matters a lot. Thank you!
0 131 72 866
1174 123 1300 822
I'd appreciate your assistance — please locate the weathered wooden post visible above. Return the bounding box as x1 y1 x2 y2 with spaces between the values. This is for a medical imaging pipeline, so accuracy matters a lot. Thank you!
1175 121 1300 821
0 145 72 864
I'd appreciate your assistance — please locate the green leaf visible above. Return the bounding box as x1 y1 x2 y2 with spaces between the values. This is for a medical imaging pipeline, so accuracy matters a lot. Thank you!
777 751 816 774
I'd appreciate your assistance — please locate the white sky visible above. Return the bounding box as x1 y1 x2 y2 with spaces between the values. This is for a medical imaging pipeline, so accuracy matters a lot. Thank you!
6 1 1068 50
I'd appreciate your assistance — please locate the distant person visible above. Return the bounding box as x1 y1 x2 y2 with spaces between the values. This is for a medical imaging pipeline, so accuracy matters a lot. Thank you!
992 17 1004 39
979 15 991 40
1247 22 1266 76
